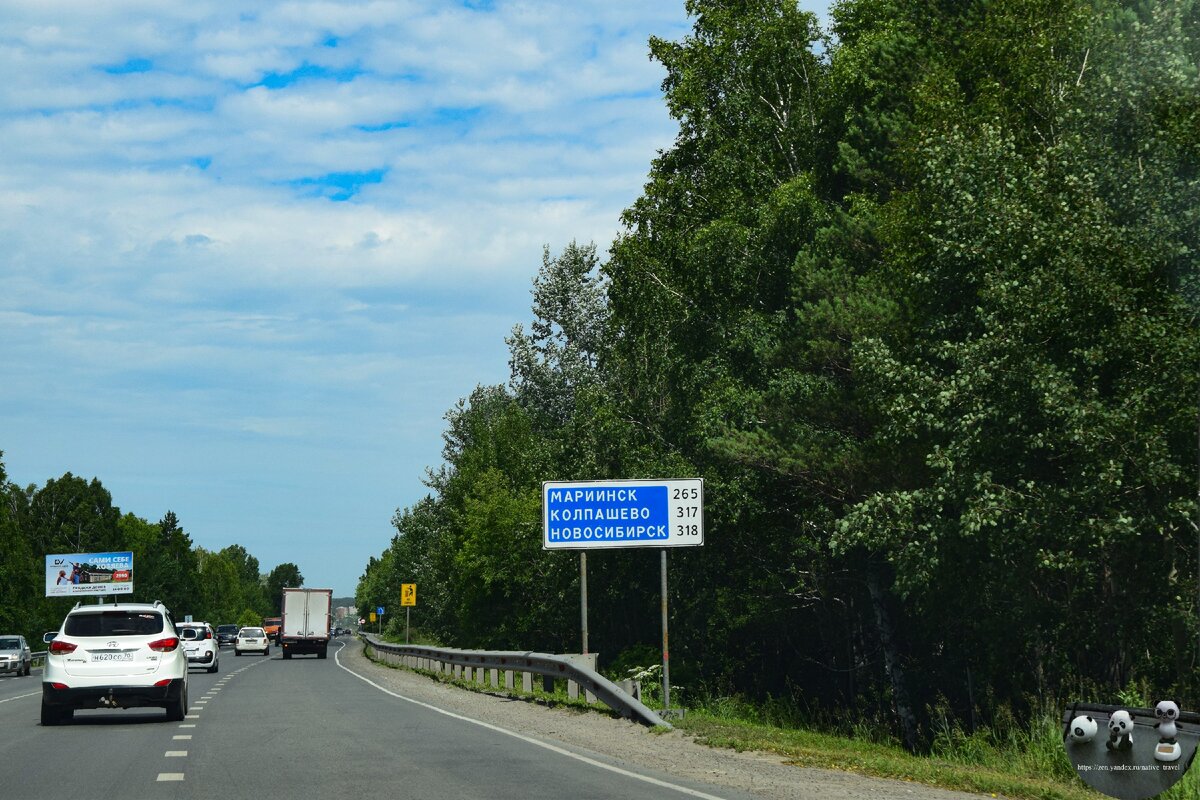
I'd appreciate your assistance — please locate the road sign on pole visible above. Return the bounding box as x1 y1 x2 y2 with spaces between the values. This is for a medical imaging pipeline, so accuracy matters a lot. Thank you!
401 585 416 606
543 478 704 715
542 479 704 550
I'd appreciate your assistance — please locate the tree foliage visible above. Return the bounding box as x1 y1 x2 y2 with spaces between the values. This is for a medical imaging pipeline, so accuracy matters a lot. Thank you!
362 0 1194 749
0 453 302 643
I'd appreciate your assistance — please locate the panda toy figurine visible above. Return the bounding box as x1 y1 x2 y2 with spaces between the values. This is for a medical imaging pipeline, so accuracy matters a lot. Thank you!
1154 700 1182 763
1106 709 1135 752
1068 715 1098 743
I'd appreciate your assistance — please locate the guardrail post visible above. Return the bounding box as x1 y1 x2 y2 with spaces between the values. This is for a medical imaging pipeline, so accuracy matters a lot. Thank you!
563 654 597 702
505 669 514 690
489 668 498 688
522 671 532 692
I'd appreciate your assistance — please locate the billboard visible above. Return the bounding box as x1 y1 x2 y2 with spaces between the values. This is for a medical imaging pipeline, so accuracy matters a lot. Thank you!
45 552 134 597
542 478 704 550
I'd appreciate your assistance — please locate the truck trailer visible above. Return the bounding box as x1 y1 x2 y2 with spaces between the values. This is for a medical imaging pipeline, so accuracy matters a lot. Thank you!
279 587 333 659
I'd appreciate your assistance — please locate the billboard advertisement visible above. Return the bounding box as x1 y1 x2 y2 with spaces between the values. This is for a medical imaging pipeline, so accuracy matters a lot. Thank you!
45 552 134 597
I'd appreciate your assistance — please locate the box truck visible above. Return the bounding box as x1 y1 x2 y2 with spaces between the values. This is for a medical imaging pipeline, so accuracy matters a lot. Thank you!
279 587 332 659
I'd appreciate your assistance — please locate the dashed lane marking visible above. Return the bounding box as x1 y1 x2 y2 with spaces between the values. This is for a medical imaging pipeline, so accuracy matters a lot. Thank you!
165 751 188 757
157 774 185 782
0 692 39 704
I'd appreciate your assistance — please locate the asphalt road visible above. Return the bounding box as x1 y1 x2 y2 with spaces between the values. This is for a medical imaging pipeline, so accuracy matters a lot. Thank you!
0 640 747 800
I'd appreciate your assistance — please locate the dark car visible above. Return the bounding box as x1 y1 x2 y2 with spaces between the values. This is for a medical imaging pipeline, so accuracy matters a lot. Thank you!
215 624 239 646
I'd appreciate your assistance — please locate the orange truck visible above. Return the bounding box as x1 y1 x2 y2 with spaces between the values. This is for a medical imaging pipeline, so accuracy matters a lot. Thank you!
262 616 282 643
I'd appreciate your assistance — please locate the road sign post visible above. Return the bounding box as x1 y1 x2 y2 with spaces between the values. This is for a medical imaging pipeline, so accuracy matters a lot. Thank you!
401 584 416 644
542 479 703 714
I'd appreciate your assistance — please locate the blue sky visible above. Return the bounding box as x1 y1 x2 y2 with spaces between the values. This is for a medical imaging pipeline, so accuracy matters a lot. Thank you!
0 1 829 598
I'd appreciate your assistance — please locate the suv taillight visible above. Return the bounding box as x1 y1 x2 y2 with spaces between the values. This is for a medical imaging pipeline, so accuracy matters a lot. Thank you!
148 637 180 652
49 640 77 654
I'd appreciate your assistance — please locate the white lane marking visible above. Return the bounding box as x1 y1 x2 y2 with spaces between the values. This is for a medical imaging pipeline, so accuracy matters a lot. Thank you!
174 735 193 740
334 642 728 800
186 714 201 718
157 773 185 782
0 692 39 704
178 724 196 728
165 751 188 757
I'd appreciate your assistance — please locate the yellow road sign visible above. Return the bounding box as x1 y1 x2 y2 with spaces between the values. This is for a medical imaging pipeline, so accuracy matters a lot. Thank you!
401 583 417 606
369 611 377 622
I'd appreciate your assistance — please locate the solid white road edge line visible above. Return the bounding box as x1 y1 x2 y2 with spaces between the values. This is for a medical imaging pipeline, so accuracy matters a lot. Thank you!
333 641 728 800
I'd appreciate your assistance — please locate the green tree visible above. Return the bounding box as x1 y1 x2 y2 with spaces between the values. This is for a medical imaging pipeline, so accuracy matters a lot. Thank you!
220 544 267 614
137 511 198 615
507 241 609 429
265 562 304 613
0 454 38 642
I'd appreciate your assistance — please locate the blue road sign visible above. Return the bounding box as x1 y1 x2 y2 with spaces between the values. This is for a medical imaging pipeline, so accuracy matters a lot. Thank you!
542 479 704 550
376 606 385 615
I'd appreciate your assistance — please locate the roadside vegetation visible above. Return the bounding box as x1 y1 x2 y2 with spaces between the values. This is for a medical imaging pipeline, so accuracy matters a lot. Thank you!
366 635 1196 800
358 0 1200 766
0 466 307 644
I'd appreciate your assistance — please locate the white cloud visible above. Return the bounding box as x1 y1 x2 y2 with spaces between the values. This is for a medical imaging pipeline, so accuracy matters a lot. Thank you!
0 0 829 593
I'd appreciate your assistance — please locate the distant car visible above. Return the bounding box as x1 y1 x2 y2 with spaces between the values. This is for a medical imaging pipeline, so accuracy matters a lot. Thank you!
0 635 32 676
215 624 239 646
234 627 269 656
40 600 188 725
177 622 220 673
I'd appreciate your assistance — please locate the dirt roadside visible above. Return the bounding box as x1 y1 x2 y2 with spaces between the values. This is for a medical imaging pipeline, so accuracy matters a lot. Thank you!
334 637 1002 800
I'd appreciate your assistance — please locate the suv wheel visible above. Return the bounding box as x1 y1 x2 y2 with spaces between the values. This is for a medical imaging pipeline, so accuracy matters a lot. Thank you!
41 700 72 726
207 660 219 674
165 684 188 722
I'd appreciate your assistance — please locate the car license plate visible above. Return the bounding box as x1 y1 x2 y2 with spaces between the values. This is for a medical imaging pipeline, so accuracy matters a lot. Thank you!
91 652 134 662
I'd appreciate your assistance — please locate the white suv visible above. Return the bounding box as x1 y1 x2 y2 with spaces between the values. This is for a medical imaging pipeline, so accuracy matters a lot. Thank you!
41 601 189 725
177 622 220 673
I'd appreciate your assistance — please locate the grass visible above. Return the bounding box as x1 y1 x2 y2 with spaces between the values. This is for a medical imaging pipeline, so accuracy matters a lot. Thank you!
362 642 1199 800
674 696 1200 800
674 709 1094 800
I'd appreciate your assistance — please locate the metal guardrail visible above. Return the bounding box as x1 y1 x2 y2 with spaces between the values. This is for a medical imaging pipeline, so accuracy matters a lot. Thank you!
361 634 670 729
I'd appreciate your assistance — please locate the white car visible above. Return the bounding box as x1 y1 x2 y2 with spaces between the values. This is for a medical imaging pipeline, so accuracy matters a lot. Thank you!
234 627 270 656
41 601 189 725
177 622 220 673
0 635 32 676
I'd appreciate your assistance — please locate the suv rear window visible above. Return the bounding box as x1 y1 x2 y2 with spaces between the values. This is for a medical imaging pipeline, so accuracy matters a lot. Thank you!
0 638 20 649
64 611 165 637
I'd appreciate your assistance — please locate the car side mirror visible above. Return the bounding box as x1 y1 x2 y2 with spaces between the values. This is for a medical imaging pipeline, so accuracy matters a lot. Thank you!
43 631 57 644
